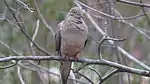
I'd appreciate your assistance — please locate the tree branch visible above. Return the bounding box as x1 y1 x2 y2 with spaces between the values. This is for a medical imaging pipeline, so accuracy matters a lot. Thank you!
0 56 150 77
117 0 150 8
74 0 150 71
4 0 51 55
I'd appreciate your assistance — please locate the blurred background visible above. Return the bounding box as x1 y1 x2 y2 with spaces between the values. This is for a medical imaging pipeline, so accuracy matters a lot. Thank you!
0 0 150 84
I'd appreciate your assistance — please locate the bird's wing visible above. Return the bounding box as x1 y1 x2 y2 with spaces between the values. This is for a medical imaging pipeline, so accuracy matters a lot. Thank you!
55 30 61 54
84 38 88 48
55 22 63 56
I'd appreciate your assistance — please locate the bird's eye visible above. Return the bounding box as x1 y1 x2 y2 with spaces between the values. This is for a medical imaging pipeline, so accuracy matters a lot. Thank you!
73 11 76 14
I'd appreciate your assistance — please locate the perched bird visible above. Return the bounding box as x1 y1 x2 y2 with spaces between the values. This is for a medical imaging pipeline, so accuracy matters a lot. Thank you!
55 7 88 84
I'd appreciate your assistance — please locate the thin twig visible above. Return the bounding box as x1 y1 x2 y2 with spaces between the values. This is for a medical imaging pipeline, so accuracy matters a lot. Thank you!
17 65 26 84
0 56 150 77
113 8 150 40
15 0 34 12
76 71 94 84
0 40 21 55
89 67 102 80
98 69 118 84
74 63 90 73
4 0 51 55
74 0 150 71
94 13 145 20
33 0 54 36
0 61 18 69
98 35 107 60
97 34 126 60
117 0 150 8
139 0 150 28
35 63 46 84
30 19 40 47
75 0 118 19
0 40 20 69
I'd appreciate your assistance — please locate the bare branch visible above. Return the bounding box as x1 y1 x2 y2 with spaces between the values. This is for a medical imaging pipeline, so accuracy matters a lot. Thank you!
89 67 102 80
98 69 118 84
33 0 55 36
113 8 150 40
17 64 26 84
117 0 150 8
74 63 90 72
0 60 18 69
0 40 21 55
30 19 40 47
139 0 150 28
75 71 94 84
0 56 149 77
15 0 34 12
94 13 145 20
4 0 51 55
74 0 150 71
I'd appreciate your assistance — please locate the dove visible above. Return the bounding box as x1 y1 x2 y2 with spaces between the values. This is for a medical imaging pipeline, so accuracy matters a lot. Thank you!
55 7 88 84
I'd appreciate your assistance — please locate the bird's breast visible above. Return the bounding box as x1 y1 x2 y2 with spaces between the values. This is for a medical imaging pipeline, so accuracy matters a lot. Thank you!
61 33 86 57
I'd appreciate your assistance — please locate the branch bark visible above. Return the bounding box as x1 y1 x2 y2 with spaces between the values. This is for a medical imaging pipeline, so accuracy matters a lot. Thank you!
0 55 149 77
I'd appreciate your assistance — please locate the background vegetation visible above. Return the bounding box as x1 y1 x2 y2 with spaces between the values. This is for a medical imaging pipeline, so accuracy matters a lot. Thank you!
0 0 150 84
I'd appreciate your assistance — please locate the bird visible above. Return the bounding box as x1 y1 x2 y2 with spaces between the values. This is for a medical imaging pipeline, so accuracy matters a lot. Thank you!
55 7 88 84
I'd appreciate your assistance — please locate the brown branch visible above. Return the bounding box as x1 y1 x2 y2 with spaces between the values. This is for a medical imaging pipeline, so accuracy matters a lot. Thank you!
0 56 150 77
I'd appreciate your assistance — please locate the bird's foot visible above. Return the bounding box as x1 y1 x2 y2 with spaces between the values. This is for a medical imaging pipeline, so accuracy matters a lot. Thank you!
74 55 78 62
64 56 69 61
61 56 69 65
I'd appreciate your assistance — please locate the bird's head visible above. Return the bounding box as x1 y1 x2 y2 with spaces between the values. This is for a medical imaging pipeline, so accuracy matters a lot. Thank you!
67 7 85 19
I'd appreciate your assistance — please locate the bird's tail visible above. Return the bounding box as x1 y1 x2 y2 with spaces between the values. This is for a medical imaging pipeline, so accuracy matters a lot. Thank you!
60 61 72 84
